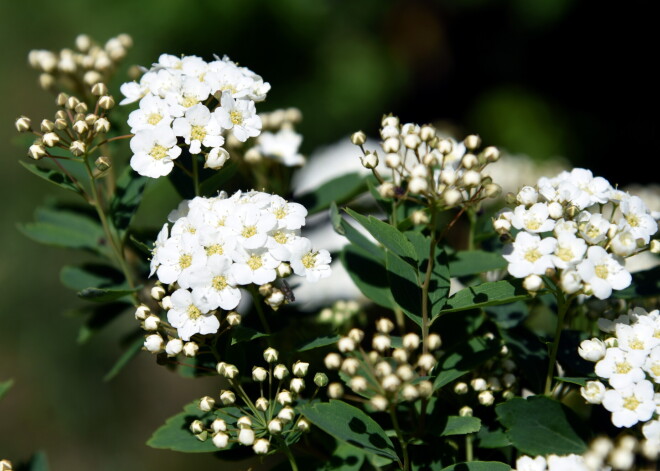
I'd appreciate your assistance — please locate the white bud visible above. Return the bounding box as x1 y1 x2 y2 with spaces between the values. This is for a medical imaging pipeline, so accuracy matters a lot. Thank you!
454 382 468 394
223 364 239 379
237 416 252 429
341 358 360 376
144 334 163 353
252 366 268 382
610 231 637 257
375 361 393 377
400 333 420 351
428 333 442 351
150 285 166 300
266 290 285 309
361 152 378 169
165 338 183 356
290 377 305 393
560 269 582 294
28 144 47 160
517 186 538 205
94 117 111 134
604 337 618 348
382 374 401 392
423 152 438 166
277 390 293 405
443 188 462 206
483 146 500 162
161 296 173 310
219 390 236 405
383 137 401 153
226 311 241 326
15 116 32 132
376 318 395 333
255 397 269 411
297 418 311 432
211 419 227 433
478 390 495 406
212 432 229 448
143 314 160 331
253 438 270 455
378 181 396 198
190 420 204 434
238 428 255 446
418 353 436 371
328 382 344 398
493 218 512 234
276 262 292 278
580 380 606 404
396 365 414 382
461 153 479 169
268 418 283 434
370 395 389 411
464 134 481 150
523 274 544 292
199 396 215 412
484 183 501 198
274 364 289 380
183 341 198 357
462 170 482 187
411 210 430 225
380 124 399 139
347 328 365 343
578 338 606 362
417 380 433 398
372 334 391 352
459 406 473 417
440 169 458 185
42 132 60 147
471 378 487 391
609 448 635 470
349 376 368 392
338 337 356 353
402 384 419 402
382 115 399 128
278 406 295 422
548 201 564 219
392 348 408 363
651 239 660 254
324 353 342 369
408 177 428 194
351 131 367 146
134 304 150 320
385 152 401 168
404 134 421 149
293 360 309 377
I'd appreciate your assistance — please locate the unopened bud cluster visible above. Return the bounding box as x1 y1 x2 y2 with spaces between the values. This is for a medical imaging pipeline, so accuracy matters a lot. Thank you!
240 108 305 167
324 318 441 410
495 168 658 298
28 34 131 91
318 299 361 326
353 116 502 211
188 347 323 455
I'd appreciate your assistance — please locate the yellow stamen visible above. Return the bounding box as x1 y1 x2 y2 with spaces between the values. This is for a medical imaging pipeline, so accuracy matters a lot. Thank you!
230 110 243 125
187 304 202 320
623 395 641 411
206 244 224 256
179 254 192 269
242 225 257 238
524 248 542 263
302 252 317 269
615 361 632 374
247 255 263 270
191 125 206 142
150 144 168 160
147 113 163 125
595 265 609 279
212 275 228 291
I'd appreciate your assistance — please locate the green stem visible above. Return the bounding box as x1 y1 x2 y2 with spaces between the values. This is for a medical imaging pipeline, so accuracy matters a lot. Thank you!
467 209 477 251
282 442 299 471
466 434 474 462
249 286 271 334
420 209 438 354
389 405 408 471
192 154 200 196
544 291 571 396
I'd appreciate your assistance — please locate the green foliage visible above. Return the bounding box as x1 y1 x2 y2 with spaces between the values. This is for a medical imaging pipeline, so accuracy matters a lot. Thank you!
340 245 395 310
446 249 507 277
110 166 148 238
300 400 399 462
438 416 482 436
298 335 341 352
434 337 500 391
230 325 268 345
496 396 588 455
0 379 14 401
103 336 144 382
28 452 50 471
436 280 530 319
19 161 81 195
345 208 417 261
440 462 511 471
298 173 367 215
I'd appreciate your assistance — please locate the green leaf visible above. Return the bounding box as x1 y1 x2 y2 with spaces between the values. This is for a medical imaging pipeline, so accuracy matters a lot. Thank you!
78 287 137 302
496 396 588 455
345 208 417 261
199 161 237 195
312 442 366 471
405 233 451 318
477 426 512 449
500 326 548 393
556 377 588 387
447 250 507 277
435 280 529 319
439 416 482 436
29 451 50 471
297 172 366 215
230 325 268 345
110 166 148 237
147 401 218 452
298 335 340 352
19 161 80 194
434 337 500 391
300 400 399 462
104 336 144 381
341 245 395 309
0 379 14 401
331 202 384 261
386 251 422 326
440 462 511 471
60 264 126 291
19 206 107 255
129 233 153 254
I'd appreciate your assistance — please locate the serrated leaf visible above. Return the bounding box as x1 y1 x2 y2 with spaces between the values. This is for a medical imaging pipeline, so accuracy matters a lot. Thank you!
0 379 14 400
104 336 144 381
439 416 482 436
435 280 529 320
496 396 588 455
434 337 500 391
447 250 507 277
386 251 422 326
331 203 384 261
19 161 81 194
477 426 512 449
230 325 267 345
440 462 511 471
147 401 219 452
60 264 126 291
298 335 340 352
341 245 395 309
28 451 50 471
345 208 417 261
300 400 399 462
297 172 366 215
78 287 137 302
110 166 148 238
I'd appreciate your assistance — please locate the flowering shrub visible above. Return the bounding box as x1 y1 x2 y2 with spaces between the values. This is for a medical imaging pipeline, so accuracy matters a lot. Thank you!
6 34 660 471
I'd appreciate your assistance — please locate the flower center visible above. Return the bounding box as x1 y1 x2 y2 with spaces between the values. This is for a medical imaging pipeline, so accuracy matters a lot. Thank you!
230 110 243 125
150 144 168 160
212 275 228 291
615 361 632 374
182 96 199 108
595 264 609 279
302 252 317 269
626 214 639 227
525 219 541 231
524 248 542 263
586 226 601 239
623 395 641 411
206 244 224 256
274 207 287 219
654 329 660 339
247 254 263 270
147 113 163 125
179 254 192 269
557 247 574 262
273 231 288 244
651 364 660 377
187 304 202 320
628 337 645 350
191 125 207 142
242 225 257 238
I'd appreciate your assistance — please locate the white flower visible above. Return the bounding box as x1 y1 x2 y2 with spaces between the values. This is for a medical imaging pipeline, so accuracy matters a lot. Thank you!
551 233 587 270
517 186 539 205
643 346 660 383
610 230 638 257
503 232 556 278
238 428 255 446
189 255 242 311
566 168 612 208
546 454 589 471
616 323 659 362
511 203 556 233
205 146 230 169
268 197 308 230
230 247 279 285
580 380 607 404
130 126 182 178
559 269 582 294
166 76 211 115
577 212 610 245
257 129 305 166
577 246 631 299
215 92 262 142
172 104 224 154
167 289 219 341
154 236 208 288
595 347 645 389
578 338 606 362
642 419 660 441
127 94 173 132
226 204 277 249
515 455 547 471
289 238 332 282
619 195 657 244
553 219 577 236
602 380 656 427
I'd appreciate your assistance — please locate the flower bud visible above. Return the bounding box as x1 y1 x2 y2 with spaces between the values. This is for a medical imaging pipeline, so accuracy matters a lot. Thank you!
370 395 388 411
464 134 481 151
293 361 309 377
351 131 366 146
183 341 199 357
290 377 305 393
199 396 215 412
382 374 401 392
392 348 408 363
347 328 364 344
478 390 495 406
226 311 241 326
650 239 660 254
443 188 462 207
349 376 368 392
94 117 110 133
417 380 433 398
378 182 396 198
376 318 395 334
454 382 469 394
372 334 391 352
223 364 239 379
219 390 235 405
69 140 86 156
341 358 360 375
42 132 60 147
0 459 12 471
375 361 392 377
580 380 606 404
165 338 183 356
578 338 606 362
54 118 68 130
91 82 108 96
428 333 442 351
382 115 399 127
255 397 269 411
143 314 160 331
383 137 400 153
238 428 255 446
484 183 501 199
314 372 329 387
276 262 292 278
483 146 500 162
402 332 420 350
328 382 344 398
144 334 163 353
471 378 487 391
361 152 378 169
98 95 115 110
237 416 252 429
252 366 268 382
278 406 295 422
462 153 479 169
502 373 516 388
190 420 204 435
385 152 401 168
418 353 436 371
28 144 47 160
404 133 421 149
523 274 544 292
263 347 279 363
297 418 311 432
268 418 283 434
212 432 229 448
277 390 293 405
253 438 270 455
39 73 55 90
462 170 481 187
15 116 32 132
324 353 341 369
408 177 428 194
459 406 473 417
266 289 285 309
338 337 356 353
274 364 289 380
396 364 414 382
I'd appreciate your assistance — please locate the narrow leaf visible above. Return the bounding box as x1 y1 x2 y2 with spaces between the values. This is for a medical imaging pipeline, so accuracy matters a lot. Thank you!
110 166 148 237
298 335 340 352
341 245 395 309
345 208 417 261
78 287 137 302
440 416 482 436
230 325 267 345
435 280 529 319
19 161 80 194
300 400 399 462
297 173 366 215
60 264 125 291
386 251 422 326
331 202 385 262
440 462 510 471
447 250 507 277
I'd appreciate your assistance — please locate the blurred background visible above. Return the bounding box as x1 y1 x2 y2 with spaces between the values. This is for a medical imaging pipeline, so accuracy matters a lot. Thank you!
0 0 656 469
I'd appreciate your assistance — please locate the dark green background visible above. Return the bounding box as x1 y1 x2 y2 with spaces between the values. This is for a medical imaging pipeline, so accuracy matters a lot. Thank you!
0 0 655 469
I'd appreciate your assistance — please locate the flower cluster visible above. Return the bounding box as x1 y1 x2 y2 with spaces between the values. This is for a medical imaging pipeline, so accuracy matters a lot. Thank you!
121 54 270 178
352 115 502 209
578 307 660 429
28 33 131 91
495 168 658 298
188 347 326 455
242 108 305 167
149 190 331 341
323 318 440 410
